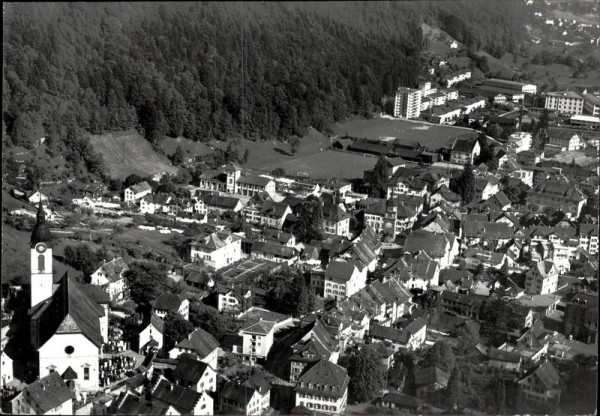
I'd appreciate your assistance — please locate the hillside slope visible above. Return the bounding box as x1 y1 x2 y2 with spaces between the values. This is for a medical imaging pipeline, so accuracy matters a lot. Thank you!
88 131 179 179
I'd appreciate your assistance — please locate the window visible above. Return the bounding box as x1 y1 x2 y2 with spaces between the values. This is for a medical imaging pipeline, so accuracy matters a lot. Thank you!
64 346 75 355
38 254 45 272
84 367 90 380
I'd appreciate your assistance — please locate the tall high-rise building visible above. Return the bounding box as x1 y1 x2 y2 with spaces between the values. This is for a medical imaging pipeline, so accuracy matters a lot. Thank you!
394 87 422 119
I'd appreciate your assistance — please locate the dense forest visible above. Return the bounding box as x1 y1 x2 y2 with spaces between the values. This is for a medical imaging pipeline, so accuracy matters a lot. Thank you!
3 1 530 154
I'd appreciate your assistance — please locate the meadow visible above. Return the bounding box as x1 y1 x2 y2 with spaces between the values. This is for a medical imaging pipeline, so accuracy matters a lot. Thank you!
89 130 179 179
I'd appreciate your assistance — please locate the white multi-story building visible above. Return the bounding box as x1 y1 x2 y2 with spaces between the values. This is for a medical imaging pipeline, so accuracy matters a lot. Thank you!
544 91 584 115
508 132 532 153
582 93 600 116
189 232 243 270
323 260 367 301
124 181 153 202
295 360 350 415
525 261 558 295
394 87 422 119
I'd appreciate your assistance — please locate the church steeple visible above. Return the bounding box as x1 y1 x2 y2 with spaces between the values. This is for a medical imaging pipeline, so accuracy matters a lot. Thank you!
31 200 52 248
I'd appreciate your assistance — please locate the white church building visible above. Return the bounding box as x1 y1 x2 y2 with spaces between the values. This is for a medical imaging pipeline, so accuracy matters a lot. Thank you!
28 203 107 392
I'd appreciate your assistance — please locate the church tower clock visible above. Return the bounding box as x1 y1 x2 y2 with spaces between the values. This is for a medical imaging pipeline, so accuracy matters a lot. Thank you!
383 198 398 238
30 202 53 308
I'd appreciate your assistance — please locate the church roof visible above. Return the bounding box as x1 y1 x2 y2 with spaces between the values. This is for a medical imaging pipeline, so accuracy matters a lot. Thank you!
31 274 104 349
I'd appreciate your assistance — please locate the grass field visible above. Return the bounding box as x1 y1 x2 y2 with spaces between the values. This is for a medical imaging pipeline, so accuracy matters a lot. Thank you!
89 130 179 179
263 149 378 180
1 225 80 284
115 227 181 260
330 118 476 151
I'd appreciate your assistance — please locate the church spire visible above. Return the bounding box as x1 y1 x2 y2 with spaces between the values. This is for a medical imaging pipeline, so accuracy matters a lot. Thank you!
31 199 52 247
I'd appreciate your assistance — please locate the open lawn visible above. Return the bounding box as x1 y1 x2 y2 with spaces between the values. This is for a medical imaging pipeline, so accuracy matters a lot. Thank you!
159 136 214 158
263 149 378 181
330 118 476 151
114 226 181 260
89 130 179 179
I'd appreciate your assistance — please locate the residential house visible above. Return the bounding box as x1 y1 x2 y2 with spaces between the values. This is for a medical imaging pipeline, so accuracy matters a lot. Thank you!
450 138 481 165
153 292 189 320
548 129 584 151
473 175 500 201
369 317 427 351
517 360 561 407
189 232 243 270
386 176 428 199
382 251 440 291
578 224 599 255
214 285 252 313
377 392 422 413
11 372 74 415
169 327 219 370
414 366 449 398
295 360 350 414
430 185 461 208
1 349 13 388
525 261 558 295
526 181 586 218
173 355 217 394
323 260 367 301
563 291 598 344
90 257 129 301
439 291 483 319
403 230 458 269
150 375 209 416
488 348 522 372
137 314 164 354
27 190 49 205
124 181 153 202
322 204 350 237
463 248 507 271
258 202 292 230
139 194 172 214
220 379 269 416
485 191 511 211
203 194 244 214
462 221 514 251
249 241 297 265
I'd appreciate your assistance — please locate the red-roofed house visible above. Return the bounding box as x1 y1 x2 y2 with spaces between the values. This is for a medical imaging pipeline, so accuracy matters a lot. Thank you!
295 360 350 414
90 257 129 301
189 232 243 270
11 372 74 415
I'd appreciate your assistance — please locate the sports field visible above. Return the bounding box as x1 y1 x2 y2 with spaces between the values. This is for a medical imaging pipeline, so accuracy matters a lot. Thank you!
263 149 378 180
330 118 476 151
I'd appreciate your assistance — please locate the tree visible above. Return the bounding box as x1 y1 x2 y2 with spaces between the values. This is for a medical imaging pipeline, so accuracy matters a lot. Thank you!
171 146 184 166
285 272 311 317
124 174 143 189
456 163 475 204
63 244 107 281
125 261 168 307
189 303 238 342
480 298 521 346
225 142 238 162
347 347 385 402
369 156 389 198
500 259 510 276
474 263 484 277
294 195 324 243
422 341 456 373
445 367 467 409
243 148 249 164
289 137 301 155
271 167 285 176
163 311 194 353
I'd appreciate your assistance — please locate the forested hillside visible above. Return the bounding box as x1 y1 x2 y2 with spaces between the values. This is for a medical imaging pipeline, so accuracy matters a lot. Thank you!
3 1 530 157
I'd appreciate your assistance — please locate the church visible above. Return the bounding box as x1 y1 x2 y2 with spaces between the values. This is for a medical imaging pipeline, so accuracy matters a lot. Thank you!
28 203 107 392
